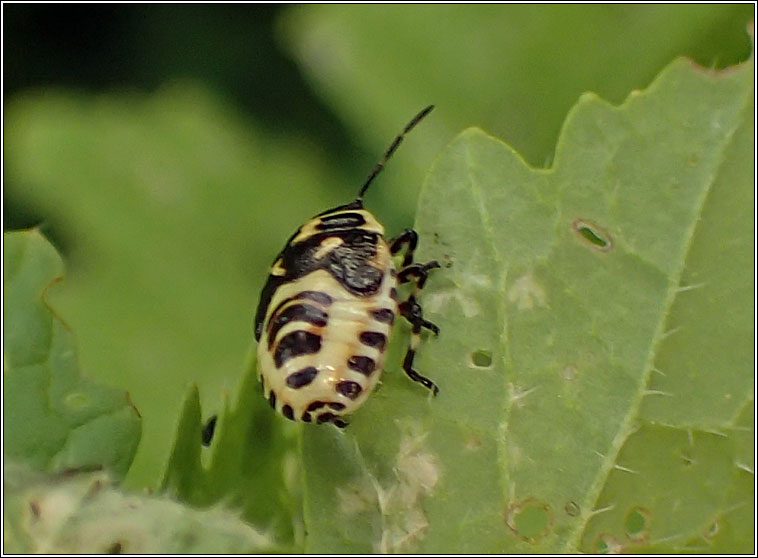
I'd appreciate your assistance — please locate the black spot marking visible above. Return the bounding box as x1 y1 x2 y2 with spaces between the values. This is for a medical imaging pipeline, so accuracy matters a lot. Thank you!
328 402 346 411
254 276 287 341
343 263 384 294
317 412 337 424
333 418 348 428
316 211 366 230
359 331 387 350
282 404 294 420
301 411 312 422
268 390 277 409
371 308 395 324
336 380 363 400
305 231 383 292
315 199 363 217
307 400 327 412
390 287 399 300
348 355 376 376
274 331 322 368
257 229 386 316
302 291 334 306
286 366 319 389
255 289 333 341
268 303 328 349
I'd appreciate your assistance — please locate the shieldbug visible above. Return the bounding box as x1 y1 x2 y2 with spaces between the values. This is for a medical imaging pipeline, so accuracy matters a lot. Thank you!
254 106 440 427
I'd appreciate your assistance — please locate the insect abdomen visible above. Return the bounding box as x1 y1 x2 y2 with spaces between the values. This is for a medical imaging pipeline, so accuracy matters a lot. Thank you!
257 259 397 426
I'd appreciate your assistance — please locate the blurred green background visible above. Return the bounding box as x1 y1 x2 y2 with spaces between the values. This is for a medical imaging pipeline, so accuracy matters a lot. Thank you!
4 4 753 489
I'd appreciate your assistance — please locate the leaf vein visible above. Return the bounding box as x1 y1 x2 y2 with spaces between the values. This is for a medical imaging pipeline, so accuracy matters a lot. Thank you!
563 73 753 552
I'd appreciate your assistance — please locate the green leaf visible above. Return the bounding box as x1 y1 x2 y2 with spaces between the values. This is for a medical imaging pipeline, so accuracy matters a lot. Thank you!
4 84 349 488
299 51 754 552
3 230 141 479
280 5 753 225
2 461 279 554
161 361 302 550
5 11 753 553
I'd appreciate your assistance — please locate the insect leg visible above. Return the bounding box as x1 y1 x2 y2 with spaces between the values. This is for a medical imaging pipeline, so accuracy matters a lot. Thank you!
397 257 440 396
398 294 439 334
397 260 441 290
389 228 419 267
398 296 440 395
393 230 440 395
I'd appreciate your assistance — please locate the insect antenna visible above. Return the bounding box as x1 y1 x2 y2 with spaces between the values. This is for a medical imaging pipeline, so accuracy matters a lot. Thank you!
356 105 434 201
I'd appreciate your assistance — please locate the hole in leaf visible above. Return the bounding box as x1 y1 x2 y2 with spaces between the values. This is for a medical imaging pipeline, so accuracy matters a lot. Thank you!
470 350 492 368
573 219 613 252
505 499 552 542
564 500 580 516
596 534 623 554
624 507 651 542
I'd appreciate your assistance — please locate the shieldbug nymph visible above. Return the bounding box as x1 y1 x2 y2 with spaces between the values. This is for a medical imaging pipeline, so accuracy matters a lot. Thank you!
254 106 440 427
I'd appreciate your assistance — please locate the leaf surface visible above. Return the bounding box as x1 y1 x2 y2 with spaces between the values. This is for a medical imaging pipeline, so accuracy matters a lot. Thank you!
3 230 141 479
299 53 754 553
4 85 348 487
161 363 302 549
280 4 753 222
